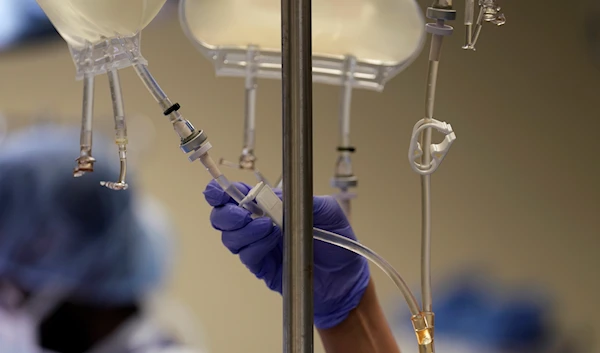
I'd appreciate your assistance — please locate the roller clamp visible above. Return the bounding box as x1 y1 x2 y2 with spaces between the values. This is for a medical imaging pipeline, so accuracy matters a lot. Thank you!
408 118 456 175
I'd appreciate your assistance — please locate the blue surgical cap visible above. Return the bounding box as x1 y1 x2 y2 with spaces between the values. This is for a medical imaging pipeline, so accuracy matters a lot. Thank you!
391 272 553 352
0 124 174 305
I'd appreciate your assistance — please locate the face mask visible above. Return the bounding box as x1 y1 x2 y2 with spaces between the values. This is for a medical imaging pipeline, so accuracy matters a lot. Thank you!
0 280 68 353
0 304 41 353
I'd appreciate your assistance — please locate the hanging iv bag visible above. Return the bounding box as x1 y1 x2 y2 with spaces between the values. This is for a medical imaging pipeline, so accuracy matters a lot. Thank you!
36 0 167 49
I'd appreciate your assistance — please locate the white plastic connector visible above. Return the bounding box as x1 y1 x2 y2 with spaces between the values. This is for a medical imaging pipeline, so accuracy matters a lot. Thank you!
188 141 213 162
239 181 284 227
408 118 456 175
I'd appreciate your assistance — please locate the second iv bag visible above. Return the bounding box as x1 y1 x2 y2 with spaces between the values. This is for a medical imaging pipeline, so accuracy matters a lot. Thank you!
36 0 167 48
182 0 423 64
180 0 426 89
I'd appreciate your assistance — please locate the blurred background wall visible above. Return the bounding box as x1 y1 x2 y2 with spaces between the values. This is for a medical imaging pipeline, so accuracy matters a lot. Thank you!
0 0 598 352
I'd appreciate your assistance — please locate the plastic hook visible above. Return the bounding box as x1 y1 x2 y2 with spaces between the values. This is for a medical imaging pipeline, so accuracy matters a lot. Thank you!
408 118 456 175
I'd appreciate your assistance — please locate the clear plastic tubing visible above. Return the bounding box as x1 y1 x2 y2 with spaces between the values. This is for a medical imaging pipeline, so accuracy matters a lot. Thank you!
199 152 265 216
197 152 421 316
464 0 475 25
312 227 420 316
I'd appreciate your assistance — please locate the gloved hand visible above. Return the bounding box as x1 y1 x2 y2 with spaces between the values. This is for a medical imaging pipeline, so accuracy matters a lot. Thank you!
203 180 370 329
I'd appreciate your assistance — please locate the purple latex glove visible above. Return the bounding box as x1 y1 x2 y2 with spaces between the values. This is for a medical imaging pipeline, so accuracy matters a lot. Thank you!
203 180 370 329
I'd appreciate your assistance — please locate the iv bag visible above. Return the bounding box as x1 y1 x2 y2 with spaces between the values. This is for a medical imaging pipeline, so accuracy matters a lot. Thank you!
180 0 425 90
36 0 167 48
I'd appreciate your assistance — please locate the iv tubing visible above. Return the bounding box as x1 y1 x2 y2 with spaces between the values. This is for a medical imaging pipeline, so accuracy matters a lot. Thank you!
133 63 192 139
464 0 475 26
243 49 257 156
312 227 420 316
338 71 353 218
420 24 445 313
132 61 421 318
334 56 357 220
105 69 128 189
339 197 351 222
80 74 94 158
471 5 486 49
464 0 475 47
74 74 95 177
339 72 352 149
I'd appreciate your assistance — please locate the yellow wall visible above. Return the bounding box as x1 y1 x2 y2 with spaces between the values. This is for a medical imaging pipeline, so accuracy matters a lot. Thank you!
0 1 598 352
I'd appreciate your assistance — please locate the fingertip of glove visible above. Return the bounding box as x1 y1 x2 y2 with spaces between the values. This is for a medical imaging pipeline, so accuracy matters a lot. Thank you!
203 180 228 206
316 195 344 209
313 195 334 207
220 216 279 254
233 182 253 195
203 180 254 206
252 216 280 233
312 195 348 227
210 203 253 231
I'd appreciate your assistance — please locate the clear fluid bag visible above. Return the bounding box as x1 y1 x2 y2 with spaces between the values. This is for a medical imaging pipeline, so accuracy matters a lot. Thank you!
36 0 167 48
180 0 426 90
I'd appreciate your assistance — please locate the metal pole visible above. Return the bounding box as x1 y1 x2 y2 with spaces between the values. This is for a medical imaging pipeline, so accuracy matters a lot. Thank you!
281 0 314 351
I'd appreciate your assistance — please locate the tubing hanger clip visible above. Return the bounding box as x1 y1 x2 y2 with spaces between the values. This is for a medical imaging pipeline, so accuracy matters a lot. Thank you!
408 118 456 175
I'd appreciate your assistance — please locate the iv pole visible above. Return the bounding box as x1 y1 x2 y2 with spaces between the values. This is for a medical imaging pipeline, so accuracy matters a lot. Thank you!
281 0 314 351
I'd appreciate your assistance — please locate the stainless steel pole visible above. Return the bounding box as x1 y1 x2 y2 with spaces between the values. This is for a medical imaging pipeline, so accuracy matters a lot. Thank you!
281 0 314 351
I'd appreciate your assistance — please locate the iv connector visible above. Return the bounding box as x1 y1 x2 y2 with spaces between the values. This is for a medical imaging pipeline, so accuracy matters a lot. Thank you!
100 181 129 191
412 312 435 353
239 151 257 170
73 155 96 177
464 0 506 50
240 181 283 227
69 33 146 81
180 130 208 154
132 63 201 145
481 0 506 26
186 140 213 163
426 22 455 37
431 0 453 10
171 117 197 142
331 176 358 189
426 7 457 21
332 150 357 189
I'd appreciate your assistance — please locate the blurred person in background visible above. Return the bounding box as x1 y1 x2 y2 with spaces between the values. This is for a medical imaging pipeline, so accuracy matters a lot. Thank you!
0 124 201 353
0 0 56 51
389 271 587 353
